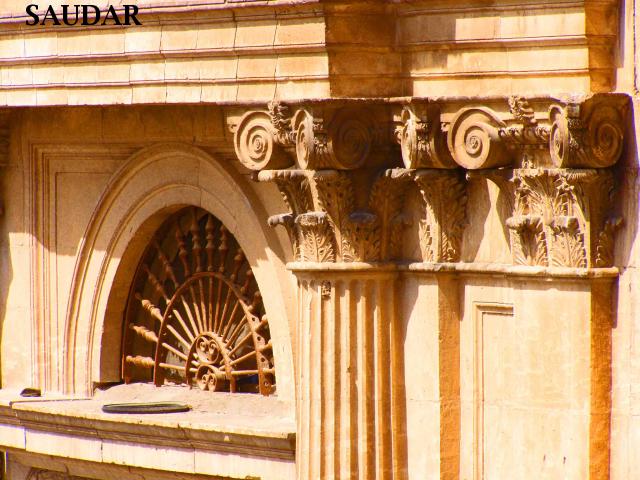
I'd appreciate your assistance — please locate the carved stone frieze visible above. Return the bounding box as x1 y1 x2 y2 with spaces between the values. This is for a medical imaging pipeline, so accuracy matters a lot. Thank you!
504 168 620 268
258 168 412 262
414 169 468 263
498 96 551 168
232 95 627 173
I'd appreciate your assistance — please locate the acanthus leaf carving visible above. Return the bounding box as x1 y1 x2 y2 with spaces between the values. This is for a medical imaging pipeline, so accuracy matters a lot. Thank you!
505 216 548 266
414 169 468 263
240 95 628 269
550 215 587 268
309 170 355 261
296 212 336 263
258 169 312 261
343 211 380 262
504 168 619 268
368 168 414 260
259 168 412 263
595 216 623 267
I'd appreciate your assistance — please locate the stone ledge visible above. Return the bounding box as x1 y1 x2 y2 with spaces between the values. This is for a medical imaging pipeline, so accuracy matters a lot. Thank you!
287 261 620 279
403 262 620 279
0 384 296 480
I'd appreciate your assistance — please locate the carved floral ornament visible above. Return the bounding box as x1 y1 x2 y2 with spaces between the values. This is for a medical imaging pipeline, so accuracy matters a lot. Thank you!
228 94 628 268
481 167 621 269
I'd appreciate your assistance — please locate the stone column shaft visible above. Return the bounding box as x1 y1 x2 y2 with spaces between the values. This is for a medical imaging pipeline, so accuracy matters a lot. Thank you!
294 266 403 480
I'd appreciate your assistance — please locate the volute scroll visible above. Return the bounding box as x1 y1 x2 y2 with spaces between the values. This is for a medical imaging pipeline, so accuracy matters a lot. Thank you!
229 94 629 270
233 109 294 171
232 102 384 171
395 104 455 169
447 106 510 170
549 97 626 168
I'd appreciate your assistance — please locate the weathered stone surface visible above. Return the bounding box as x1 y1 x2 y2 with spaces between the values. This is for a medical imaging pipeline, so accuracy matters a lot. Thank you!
0 1 637 480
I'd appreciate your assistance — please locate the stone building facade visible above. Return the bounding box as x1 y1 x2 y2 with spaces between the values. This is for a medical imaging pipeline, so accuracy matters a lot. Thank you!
0 1 636 479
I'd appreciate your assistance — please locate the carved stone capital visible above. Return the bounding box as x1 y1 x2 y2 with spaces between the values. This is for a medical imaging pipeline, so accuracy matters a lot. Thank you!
232 106 295 171
549 95 627 168
394 104 455 169
233 95 627 269
258 168 412 263
447 106 510 169
413 169 468 263
232 103 389 171
231 95 628 173
394 94 627 171
498 168 620 268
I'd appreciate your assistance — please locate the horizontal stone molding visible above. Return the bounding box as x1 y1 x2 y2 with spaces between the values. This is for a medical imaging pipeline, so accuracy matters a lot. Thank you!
27 468 90 480
402 262 620 279
288 261 620 279
0 0 621 102
0 391 296 480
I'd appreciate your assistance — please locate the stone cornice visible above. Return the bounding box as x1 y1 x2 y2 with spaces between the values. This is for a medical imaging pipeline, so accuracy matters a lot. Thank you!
229 94 629 273
0 1 621 104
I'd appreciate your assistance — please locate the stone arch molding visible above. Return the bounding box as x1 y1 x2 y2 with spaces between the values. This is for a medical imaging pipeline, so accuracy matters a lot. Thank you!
63 143 296 403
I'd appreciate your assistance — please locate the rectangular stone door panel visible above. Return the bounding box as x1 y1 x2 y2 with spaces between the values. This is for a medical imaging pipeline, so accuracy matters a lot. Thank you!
468 301 589 480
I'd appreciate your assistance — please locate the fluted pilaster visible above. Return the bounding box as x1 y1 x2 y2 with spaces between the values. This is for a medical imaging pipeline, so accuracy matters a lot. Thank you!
229 94 630 480
293 266 404 480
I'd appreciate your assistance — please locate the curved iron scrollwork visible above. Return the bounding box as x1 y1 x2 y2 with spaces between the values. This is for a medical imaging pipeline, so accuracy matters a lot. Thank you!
122 207 275 395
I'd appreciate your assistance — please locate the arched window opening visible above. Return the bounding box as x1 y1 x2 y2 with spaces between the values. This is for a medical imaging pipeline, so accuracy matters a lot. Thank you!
122 207 276 395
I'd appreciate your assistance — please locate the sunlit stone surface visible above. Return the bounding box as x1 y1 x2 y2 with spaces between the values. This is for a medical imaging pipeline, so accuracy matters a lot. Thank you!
0 1 637 479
